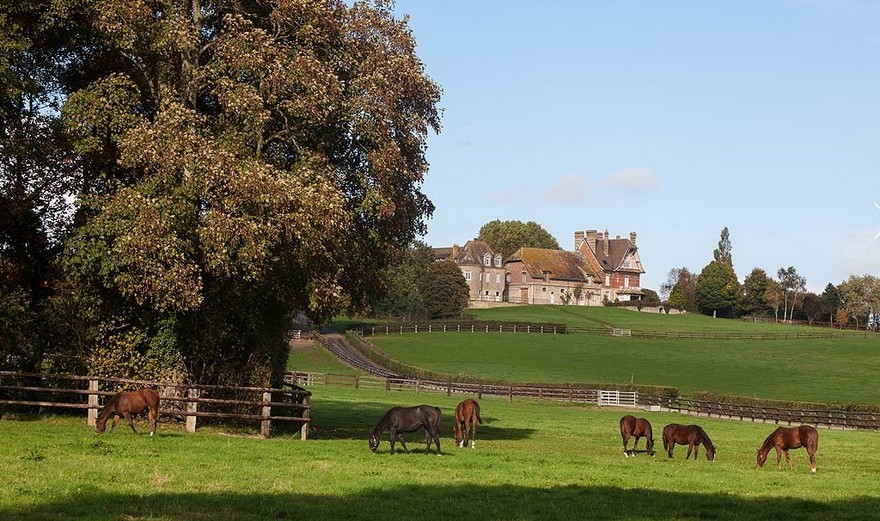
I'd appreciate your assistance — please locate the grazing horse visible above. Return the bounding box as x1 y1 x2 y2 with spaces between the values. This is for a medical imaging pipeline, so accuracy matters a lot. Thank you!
95 388 160 436
620 415 655 457
756 425 819 474
662 424 716 461
369 405 442 455
453 399 483 448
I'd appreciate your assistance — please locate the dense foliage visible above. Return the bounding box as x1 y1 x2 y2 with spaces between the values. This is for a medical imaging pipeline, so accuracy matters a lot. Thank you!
477 219 560 258
0 0 441 385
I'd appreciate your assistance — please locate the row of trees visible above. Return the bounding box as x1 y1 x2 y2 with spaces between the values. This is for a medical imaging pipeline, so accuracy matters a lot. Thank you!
1 1 442 385
661 228 880 327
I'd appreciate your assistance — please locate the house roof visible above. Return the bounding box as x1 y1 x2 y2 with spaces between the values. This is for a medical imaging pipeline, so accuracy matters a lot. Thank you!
582 235 644 274
433 247 453 262
507 247 602 282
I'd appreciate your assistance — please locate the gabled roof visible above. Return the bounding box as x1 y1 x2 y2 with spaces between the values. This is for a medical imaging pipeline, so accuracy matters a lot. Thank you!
455 240 496 265
433 247 453 262
581 235 644 274
506 247 602 282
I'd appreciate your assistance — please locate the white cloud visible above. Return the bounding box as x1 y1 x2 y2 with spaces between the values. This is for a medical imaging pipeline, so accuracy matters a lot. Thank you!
542 173 590 204
600 167 660 191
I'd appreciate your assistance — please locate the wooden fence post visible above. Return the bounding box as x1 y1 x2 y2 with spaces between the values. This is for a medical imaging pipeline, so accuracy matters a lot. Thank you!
87 379 99 426
186 388 199 433
261 392 272 438
300 395 310 441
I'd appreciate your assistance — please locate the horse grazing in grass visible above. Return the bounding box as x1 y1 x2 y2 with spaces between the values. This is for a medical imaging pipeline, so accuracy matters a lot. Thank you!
369 405 442 455
453 399 483 448
662 424 716 461
620 415 655 457
95 388 160 436
756 425 819 474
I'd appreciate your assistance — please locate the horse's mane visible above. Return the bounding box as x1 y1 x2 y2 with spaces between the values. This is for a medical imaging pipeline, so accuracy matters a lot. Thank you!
371 408 395 436
758 431 777 453
699 427 714 449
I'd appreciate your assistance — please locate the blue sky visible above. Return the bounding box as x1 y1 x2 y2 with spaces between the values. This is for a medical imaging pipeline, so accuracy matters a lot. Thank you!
392 0 880 294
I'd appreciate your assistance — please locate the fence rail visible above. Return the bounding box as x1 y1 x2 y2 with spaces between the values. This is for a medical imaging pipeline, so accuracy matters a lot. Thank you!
285 371 880 431
642 395 880 431
352 320 877 341
0 371 311 439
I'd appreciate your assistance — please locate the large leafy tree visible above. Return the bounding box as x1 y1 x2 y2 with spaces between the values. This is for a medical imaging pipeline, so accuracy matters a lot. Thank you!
776 266 806 323
661 267 697 312
477 219 560 258
819 283 843 325
739 267 772 317
25 0 443 385
838 274 880 329
418 260 469 320
694 260 739 318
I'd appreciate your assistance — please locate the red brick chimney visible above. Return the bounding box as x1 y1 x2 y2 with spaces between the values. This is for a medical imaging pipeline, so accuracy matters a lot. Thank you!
603 230 609 256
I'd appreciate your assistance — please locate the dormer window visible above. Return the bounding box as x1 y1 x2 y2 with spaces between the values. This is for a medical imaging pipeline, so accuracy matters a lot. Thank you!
484 254 491 267
494 254 502 267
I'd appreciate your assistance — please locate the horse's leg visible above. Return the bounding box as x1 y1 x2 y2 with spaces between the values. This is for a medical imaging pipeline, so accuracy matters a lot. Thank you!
686 444 694 460
123 411 138 434
388 428 396 454
667 441 674 458
471 418 477 449
110 414 119 433
622 433 630 456
398 433 410 453
784 449 793 469
148 407 156 436
775 447 783 470
809 448 817 474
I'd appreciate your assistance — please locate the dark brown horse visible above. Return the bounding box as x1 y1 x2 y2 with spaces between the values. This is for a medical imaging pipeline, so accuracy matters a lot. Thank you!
453 399 483 448
95 388 160 436
662 423 716 461
369 405 442 455
756 425 819 474
619 415 655 457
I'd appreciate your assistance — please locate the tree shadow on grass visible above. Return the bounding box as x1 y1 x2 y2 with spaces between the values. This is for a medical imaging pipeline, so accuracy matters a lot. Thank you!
2 484 876 521
306 399 536 442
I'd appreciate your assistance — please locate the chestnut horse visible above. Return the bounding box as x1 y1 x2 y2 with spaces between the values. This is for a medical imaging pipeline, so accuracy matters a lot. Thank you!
369 405 442 455
756 425 819 474
453 399 483 448
662 423 716 461
95 388 160 436
620 415 655 457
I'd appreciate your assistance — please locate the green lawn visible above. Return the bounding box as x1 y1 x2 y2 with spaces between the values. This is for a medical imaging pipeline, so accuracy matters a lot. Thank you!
347 306 879 404
286 339 361 375
2 386 879 520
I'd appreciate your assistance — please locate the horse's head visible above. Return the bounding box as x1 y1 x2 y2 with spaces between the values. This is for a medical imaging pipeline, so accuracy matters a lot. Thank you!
756 448 767 468
94 417 107 434
368 434 379 452
706 445 716 461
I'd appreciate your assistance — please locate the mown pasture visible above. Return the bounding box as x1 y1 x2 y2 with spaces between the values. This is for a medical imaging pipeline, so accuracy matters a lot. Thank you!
2 386 880 521
366 306 880 404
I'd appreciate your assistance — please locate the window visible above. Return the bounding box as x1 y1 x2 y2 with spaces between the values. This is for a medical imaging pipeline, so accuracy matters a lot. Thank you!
543 271 549 282
624 276 630 288
506 273 511 283
478 272 482 281
521 272 527 283
465 271 472 281
494 255 502 268
605 274 610 286
495 273 501 283
484 254 491 267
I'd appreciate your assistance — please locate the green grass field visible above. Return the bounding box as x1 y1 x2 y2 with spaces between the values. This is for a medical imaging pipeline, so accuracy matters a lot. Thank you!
362 306 880 404
2 386 879 520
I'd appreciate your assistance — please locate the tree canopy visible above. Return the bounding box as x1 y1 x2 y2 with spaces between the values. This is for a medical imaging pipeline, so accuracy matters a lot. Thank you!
477 220 560 258
1 0 442 385
694 260 740 318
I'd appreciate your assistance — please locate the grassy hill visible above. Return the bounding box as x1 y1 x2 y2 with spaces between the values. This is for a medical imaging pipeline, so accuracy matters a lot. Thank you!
359 306 880 404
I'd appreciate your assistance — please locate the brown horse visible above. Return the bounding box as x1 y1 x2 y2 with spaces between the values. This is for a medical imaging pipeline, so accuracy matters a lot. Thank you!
620 415 655 457
756 425 819 474
662 423 716 461
453 399 483 448
95 388 160 436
